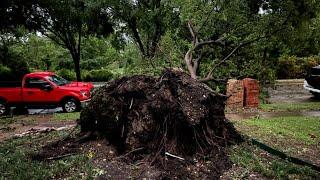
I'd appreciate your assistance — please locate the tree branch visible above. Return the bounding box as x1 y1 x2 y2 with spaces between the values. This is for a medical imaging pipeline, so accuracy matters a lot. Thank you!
194 38 225 50
204 39 257 80
187 21 198 46
185 21 227 79
198 3 217 32
46 34 66 47
202 26 288 82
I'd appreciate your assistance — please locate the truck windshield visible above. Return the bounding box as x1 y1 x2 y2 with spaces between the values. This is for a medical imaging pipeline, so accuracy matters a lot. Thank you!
47 75 69 86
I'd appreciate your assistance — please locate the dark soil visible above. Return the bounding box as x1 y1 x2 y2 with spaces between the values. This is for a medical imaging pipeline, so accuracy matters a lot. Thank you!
35 69 243 179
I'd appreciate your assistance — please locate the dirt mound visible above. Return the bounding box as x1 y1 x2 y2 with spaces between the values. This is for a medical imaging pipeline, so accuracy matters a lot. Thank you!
78 69 242 179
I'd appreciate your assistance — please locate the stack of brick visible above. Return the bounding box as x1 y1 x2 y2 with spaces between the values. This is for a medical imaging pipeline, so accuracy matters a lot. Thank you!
226 79 244 111
243 78 259 107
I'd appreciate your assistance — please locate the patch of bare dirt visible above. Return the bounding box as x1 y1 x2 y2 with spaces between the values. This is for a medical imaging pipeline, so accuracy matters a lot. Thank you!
0 115 76 142
33 135 234 179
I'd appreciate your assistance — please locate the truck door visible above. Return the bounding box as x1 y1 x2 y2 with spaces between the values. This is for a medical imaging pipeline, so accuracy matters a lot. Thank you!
22 77 55 104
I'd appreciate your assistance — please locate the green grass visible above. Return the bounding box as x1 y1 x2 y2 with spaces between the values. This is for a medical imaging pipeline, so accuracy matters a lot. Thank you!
0 112 79 127
229 144 319 179
232 116 320 178
2 105 319 179
234 116 320 145
260 102 320 112
0 116 37 128
0 117 18 126
0 130 95 180
53 112 80 121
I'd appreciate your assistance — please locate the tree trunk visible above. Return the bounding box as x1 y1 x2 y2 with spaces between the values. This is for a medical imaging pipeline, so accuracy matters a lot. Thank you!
74 53 81 81
128 21 146 57
184 49 197 79
71 51 81 81
74 24 82 81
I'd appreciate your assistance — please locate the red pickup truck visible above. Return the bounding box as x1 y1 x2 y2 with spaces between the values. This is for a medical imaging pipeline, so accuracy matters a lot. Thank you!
0 72 94 115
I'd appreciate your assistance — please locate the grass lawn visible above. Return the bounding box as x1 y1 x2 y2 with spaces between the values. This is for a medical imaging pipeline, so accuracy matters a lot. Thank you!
53 112 80 121
1 107 319 179
233 116 320 145
0 115 36 126
0 112 79 151
260 102 320 112
0 129 96 180
228 143 319 179
2 125 317 180
0 112 79 126
230 116 320 178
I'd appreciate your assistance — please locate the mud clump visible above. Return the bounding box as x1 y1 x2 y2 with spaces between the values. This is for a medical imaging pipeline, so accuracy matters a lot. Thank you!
80 69 242 179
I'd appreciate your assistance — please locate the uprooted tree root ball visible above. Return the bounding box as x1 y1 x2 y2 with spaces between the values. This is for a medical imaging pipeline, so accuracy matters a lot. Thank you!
78 69 243 179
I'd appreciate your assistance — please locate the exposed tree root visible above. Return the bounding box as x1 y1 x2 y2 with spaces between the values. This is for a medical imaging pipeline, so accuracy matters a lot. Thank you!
78 69 243 178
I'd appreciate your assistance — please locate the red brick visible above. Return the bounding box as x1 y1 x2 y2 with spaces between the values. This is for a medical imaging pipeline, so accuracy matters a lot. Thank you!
226 79 244 110
243 78 259 107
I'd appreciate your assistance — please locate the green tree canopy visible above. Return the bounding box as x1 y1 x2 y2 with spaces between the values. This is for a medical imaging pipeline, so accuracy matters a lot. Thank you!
168 0 320 81
104 0 180 60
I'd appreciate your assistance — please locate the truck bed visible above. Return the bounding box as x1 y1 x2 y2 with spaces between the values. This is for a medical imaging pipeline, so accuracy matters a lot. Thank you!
0 85 23 103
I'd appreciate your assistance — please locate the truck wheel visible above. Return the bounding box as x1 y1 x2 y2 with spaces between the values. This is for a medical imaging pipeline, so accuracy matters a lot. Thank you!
0 100 8 116
62 98 80 113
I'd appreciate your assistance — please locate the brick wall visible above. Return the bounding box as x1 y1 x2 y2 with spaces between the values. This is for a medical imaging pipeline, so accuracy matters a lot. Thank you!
226 78 260 111
243 78 259 107
226 79 244 110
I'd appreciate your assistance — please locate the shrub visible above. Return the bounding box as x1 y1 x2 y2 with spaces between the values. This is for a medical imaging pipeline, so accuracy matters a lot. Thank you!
56 60 74 70
0 49 30 81
82 69 113 82
301 56 320 76
0 65 15 81
277 56 320 79
80 59 102 70
9 59 30 81
0 60 29 82
57 69 76 81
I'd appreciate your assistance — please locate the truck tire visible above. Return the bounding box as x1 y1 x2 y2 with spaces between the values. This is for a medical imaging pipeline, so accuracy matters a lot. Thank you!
62 98 80 113
0 100 9 116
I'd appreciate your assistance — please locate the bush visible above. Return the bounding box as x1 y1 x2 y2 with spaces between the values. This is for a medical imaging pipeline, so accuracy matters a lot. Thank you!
57 69 76 81
0 48 30 81
82 69 113 82
9 59 30 81
0 58 30 82
0 65 15 81
277 56 320 79
56 60 74 70
301 56 320 76
80 59 102 70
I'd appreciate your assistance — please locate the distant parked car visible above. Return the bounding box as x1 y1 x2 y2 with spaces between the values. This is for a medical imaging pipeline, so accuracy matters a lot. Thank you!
0 72 94 115
304 65 320 98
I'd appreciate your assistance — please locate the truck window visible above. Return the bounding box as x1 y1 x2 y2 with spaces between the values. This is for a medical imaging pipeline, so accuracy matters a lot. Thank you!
47 75 69 86
25 77 50 89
